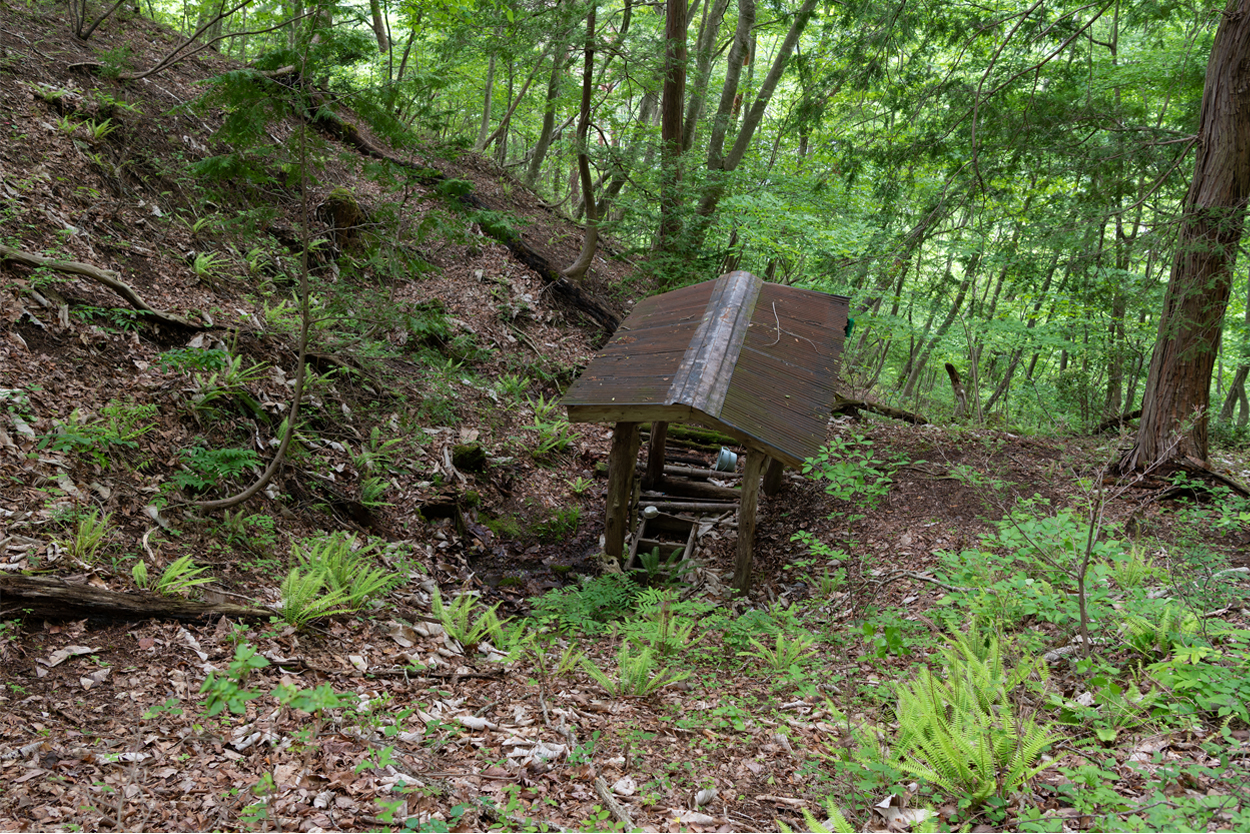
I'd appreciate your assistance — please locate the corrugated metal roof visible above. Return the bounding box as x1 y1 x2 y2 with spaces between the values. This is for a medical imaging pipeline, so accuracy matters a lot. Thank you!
563 271 849 467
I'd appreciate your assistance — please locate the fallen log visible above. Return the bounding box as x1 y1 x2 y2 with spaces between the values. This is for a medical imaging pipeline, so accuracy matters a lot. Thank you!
0 575 273 622
831 396 929 425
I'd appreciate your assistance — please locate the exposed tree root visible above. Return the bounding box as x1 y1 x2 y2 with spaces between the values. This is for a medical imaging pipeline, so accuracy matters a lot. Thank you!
0 243 203 331
1143 459 1250 499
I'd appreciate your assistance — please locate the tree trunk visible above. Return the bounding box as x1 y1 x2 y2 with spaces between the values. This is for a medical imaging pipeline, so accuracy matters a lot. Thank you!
369 0 389 52
562 6 599 281
681 0 730 153
1218 263 1250 423
1123 0 1250 470
687 0 819 250
525 46 567 187
475 51 496 151
656 0 688 252
902 253 977 398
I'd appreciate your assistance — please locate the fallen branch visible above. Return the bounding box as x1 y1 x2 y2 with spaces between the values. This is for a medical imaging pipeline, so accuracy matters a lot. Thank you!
1092 408 1142 434
593 776 636 829
0 243 203 330
0 575 272 622
831 395 928 425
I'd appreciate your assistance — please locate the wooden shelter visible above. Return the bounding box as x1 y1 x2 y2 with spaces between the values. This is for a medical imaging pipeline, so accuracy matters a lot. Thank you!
562 271 850 593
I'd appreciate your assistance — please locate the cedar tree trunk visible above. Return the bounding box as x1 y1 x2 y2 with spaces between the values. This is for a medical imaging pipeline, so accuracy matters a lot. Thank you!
1123 0 1250 470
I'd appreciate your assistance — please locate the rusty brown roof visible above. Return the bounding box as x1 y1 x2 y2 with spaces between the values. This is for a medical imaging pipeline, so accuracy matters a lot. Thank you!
562 271 849 468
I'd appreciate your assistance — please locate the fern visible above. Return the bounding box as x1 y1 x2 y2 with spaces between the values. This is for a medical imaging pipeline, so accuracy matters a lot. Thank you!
292 532 399 609
279 566 354 628
529 573 641 634
430 588 510 652
581 643 689 697
894 632 1056 806
777 796 854 833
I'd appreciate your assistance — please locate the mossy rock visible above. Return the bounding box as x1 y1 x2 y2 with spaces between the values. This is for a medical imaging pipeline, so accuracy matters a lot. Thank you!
320 187 365 251
452 443 487 473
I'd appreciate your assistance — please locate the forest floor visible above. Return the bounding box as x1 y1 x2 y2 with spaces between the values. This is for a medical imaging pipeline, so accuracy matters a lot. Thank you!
3 6 1250 833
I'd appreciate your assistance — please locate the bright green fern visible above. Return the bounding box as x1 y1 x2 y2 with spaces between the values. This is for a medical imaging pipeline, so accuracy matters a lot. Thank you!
894 632 1056 806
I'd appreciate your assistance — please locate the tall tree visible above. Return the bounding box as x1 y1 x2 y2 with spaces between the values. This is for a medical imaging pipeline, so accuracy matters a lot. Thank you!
1122 0 1250 470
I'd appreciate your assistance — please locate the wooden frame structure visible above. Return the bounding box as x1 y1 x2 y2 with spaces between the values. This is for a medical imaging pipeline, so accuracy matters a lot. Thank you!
562 271 850 593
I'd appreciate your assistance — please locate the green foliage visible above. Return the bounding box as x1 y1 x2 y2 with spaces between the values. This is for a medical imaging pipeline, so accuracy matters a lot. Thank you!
190 352 267 416
531 506 580 542
158 347 229 374
802 433 902 511
134 555 215 597
220 510 280 558
468 209 526 242
935 498 1128 634
529 573 642 634
1120 602 1198 660
292 532 401 610
430 588 510 652
39 400 157 468
54 508 112 565
171 444 261 493
1047 670 1159 744
739 630 817 673
403 300 453 348
528 394 574 458
200 643 270 717
353 426 405 476
618 588 709 658
279 566 355 628
83 118 116 142
581 642 690 697
1145 628 1250 725
777 796 855 834
894 632 1055 807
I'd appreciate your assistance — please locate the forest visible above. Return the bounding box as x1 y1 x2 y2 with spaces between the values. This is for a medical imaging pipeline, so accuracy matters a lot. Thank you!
0 0 1248 830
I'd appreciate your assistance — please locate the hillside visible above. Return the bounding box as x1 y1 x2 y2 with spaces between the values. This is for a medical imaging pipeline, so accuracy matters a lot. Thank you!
3 7 1250 834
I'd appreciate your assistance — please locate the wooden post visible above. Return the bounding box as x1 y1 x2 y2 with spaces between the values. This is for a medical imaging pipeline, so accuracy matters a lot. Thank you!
604 421 641 560
731 450 765 594
762 457 785 496
645 421 668 487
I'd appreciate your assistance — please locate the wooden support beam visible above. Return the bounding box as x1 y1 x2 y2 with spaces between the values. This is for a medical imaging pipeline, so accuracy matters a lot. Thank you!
732 451 765 595
604 421 641 559
762 457 785 496
645 421 669 487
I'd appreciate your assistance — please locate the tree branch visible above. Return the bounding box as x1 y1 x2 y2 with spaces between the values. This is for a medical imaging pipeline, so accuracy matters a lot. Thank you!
0 243 203 330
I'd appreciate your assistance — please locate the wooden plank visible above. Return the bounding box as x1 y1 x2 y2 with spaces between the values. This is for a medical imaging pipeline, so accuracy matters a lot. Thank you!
566 403 694 424
732 450 766 595
639 499 738 513
604 421 641 559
